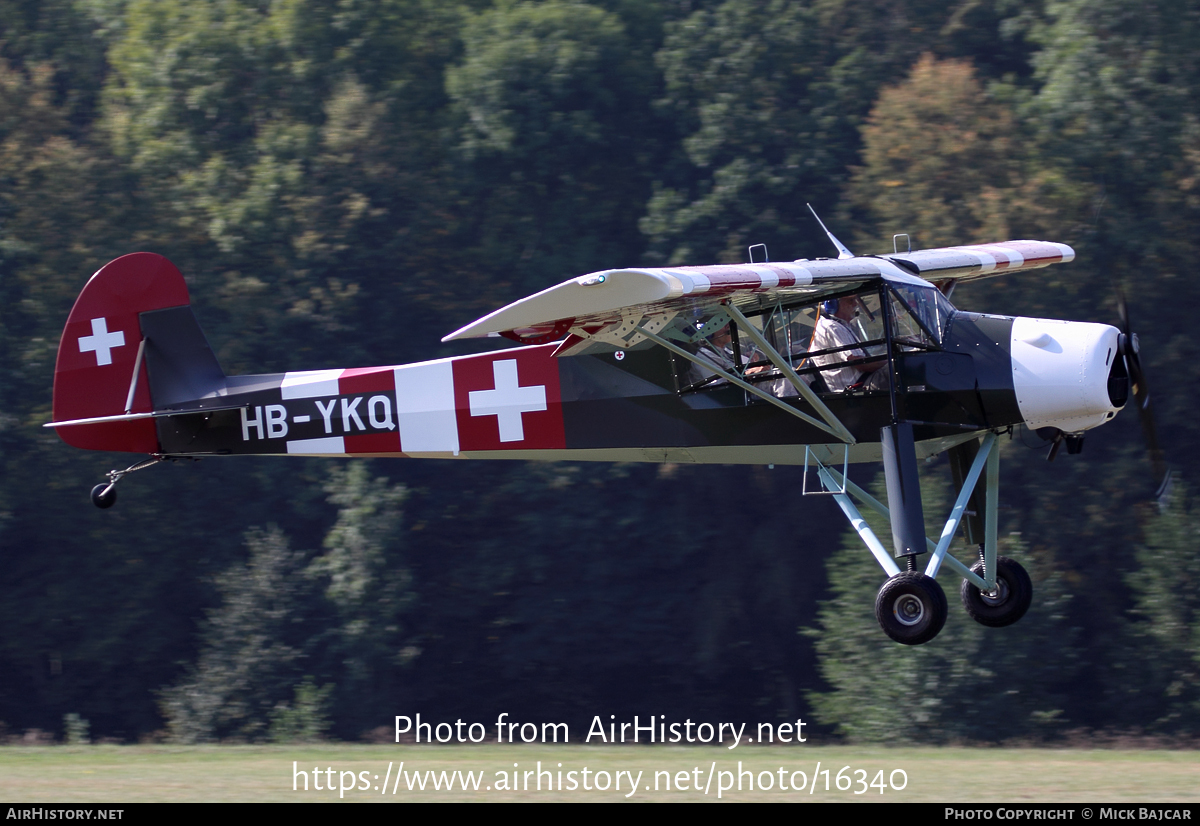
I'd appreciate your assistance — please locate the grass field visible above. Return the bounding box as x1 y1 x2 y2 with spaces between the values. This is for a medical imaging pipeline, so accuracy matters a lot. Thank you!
1 744 1197 802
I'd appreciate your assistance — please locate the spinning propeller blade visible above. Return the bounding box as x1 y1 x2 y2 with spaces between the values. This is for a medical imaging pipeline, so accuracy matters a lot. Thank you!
1115 287 1172 508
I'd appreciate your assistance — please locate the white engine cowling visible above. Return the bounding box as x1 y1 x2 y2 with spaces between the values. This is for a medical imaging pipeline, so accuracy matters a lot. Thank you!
1010 317 1126 433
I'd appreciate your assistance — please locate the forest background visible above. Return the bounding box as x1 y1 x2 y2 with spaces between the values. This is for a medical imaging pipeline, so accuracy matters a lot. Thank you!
1 0 1199 745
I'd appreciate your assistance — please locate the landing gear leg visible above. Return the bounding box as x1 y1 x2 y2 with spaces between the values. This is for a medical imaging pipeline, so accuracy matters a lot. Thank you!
881 423 927 558
874 424 950 644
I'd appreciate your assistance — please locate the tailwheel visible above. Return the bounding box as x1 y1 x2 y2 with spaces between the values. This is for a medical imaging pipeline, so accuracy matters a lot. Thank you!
960 556 1032 627
88 455 168 509
875 572 948 645
90 484 117 509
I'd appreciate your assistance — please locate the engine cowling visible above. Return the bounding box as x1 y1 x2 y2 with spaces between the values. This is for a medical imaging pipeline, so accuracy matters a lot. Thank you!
1010 317 1126 433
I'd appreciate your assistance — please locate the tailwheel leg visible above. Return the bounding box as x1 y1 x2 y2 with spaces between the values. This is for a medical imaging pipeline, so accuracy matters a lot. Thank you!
90 455 167 509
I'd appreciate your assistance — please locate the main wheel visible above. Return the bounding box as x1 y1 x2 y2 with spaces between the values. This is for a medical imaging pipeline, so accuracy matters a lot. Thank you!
875 572 948 645
90 484 116 509
960 556 1031 627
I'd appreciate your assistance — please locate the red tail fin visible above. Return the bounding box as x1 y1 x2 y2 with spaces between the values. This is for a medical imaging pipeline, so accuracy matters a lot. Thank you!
52 253 191 452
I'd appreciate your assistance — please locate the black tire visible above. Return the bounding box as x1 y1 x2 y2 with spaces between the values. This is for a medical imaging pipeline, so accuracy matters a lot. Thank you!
875 572 948 645
91 483 116 509
960 556 1032 627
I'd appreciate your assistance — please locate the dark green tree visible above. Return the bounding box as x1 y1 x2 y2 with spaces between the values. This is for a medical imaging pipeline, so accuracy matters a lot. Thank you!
0 52 196 738
445 0 665 304
643 0 835 265
305 463 413 738
1120 483 1200 732
396 459 842 729
643 0 1019 265
159 526 314 743
102 0 472 369
0 0 113 126
158 464 412 742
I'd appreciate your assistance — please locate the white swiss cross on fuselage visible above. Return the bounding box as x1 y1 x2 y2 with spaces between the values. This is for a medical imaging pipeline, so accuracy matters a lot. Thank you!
78 317 126 366
468 359 547 442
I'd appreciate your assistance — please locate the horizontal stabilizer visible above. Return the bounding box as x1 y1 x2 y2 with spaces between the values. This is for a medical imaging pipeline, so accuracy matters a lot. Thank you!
45 400 249 429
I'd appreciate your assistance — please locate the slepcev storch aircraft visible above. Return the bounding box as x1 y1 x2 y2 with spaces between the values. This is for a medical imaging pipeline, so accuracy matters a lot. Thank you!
47 219 1139 644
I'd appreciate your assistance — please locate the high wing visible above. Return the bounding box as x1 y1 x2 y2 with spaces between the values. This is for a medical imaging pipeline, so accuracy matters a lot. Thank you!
442 240 1075 351
888 240 1075 283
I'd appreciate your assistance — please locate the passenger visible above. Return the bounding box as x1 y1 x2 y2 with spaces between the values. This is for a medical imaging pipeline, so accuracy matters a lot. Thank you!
709 321 808 397
810 298 889 392
700 322 759 374
708 320 813 396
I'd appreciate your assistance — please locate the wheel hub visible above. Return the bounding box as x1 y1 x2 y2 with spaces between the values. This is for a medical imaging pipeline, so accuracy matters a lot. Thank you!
893 594 925 626
980 579 1009 606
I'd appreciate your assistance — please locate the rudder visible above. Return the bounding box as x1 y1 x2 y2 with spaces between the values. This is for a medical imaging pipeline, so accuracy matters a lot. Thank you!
52 253 211 453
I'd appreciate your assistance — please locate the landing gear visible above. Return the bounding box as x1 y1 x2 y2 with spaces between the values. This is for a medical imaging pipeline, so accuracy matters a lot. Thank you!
875 572 948 645
90 483 117 509
960 556 1031 627
813 428 1022 645
88 455 167 509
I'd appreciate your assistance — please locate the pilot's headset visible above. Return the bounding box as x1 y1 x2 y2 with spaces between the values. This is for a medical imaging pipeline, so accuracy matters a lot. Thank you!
821 299 840 315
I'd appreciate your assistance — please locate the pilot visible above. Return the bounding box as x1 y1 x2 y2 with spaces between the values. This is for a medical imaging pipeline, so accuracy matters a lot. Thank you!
810 297 888 392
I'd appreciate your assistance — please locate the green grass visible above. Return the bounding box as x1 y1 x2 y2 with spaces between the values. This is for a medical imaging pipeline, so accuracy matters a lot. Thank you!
1 745 1198 802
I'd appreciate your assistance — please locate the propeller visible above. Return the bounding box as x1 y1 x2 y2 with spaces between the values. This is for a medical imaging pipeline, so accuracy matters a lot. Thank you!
1115 287 1173 509
1084 189 1171 508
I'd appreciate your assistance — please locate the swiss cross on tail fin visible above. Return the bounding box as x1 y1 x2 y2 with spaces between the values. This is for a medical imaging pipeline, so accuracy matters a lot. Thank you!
77 317 126 365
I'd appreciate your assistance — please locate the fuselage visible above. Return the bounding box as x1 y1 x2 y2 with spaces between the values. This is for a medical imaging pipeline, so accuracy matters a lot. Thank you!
148 309 1126 465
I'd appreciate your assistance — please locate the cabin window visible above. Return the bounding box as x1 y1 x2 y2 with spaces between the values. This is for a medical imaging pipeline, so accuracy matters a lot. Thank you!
887 283 954 347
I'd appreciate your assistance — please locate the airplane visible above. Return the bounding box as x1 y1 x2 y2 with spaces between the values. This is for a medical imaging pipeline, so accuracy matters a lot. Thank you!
46 217 1151 645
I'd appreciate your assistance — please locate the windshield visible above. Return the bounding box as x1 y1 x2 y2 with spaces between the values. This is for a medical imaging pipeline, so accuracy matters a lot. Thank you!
888 283 954 346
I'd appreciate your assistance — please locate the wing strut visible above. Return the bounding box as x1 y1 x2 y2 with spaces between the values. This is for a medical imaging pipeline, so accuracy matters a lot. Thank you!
633 324 855 444
722 301 856 445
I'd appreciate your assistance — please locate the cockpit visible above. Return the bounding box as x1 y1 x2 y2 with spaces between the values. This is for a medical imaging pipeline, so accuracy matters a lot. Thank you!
669 279 956 398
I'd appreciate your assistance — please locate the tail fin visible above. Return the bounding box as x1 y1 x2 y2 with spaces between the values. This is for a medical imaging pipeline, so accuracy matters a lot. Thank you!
51 253 225 453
